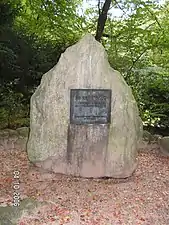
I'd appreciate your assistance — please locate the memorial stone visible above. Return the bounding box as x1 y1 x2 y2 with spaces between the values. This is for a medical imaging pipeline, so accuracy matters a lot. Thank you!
27 34 143 178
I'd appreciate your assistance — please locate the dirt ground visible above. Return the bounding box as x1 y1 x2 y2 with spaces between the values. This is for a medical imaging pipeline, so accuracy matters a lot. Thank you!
0 143 169 225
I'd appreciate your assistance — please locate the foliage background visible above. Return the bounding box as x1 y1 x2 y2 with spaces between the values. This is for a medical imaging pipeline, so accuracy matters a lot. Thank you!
0 0 169 134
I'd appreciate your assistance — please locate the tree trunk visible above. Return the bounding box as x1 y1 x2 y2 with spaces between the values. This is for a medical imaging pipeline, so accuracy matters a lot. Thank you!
95 0 112 42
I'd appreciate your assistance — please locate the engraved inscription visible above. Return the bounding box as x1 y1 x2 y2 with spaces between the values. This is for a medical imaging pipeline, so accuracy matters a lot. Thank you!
70 89 111 124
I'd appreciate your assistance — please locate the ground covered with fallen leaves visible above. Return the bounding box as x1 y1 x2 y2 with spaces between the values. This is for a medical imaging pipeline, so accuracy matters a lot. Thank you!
0 143 169 225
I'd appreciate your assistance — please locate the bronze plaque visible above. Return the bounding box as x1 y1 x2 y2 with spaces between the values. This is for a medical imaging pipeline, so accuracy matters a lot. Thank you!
70 89 111 124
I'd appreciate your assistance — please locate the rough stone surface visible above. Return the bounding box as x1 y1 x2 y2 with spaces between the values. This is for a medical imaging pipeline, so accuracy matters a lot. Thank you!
0 127 29 151
142 130 162 144
17 127 29 137
143 130 152 143
159 136 169 156
27 34 143 178
153 134 162 142
0 198 45 225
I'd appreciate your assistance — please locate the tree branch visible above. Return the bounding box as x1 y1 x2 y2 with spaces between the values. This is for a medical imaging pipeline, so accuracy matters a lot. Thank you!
127 47 150 75
95 0 112 42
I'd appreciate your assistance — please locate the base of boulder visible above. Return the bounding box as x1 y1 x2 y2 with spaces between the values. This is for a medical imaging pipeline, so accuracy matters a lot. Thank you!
34 156 138 179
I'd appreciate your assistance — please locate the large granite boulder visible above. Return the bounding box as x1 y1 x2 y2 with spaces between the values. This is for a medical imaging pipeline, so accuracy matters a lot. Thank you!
27 34 142 178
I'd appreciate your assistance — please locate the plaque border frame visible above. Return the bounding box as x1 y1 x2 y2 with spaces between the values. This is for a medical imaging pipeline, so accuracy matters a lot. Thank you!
70 89 112 125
